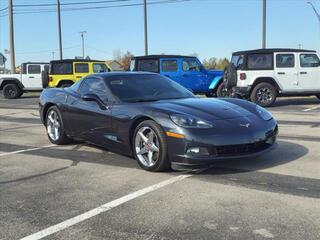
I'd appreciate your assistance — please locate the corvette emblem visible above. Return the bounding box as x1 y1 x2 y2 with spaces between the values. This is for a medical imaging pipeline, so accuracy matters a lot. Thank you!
240 123 250 128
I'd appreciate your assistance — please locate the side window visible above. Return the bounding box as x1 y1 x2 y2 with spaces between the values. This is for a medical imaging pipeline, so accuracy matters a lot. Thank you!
300 54 320 68
276 54 295 68
162 60 178 72
75 63 89 73
137 59 159 73
51 63 72 74
28 65 41 74
93 63 108 73
182 59 201 72
248 53 273 69
80 78 109 103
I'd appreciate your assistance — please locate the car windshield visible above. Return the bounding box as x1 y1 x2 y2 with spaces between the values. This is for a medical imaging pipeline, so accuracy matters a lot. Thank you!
106 74 195 102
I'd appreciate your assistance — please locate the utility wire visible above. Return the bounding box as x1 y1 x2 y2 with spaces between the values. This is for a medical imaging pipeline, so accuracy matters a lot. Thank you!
6 0 191 16
13 0 134 7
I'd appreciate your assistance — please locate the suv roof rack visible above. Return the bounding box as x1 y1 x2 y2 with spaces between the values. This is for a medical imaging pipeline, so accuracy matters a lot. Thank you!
50 59 105 64
233 48 316 55
132 55 195 60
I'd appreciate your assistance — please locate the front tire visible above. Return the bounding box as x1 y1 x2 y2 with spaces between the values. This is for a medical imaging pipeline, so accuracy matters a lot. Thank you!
45 106 71 145
3 83 22 99
216 82 229 97
133 120 170 172
250 82 277 107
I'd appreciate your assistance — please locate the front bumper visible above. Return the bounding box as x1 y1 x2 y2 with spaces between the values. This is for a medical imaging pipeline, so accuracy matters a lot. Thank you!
167 120 278 168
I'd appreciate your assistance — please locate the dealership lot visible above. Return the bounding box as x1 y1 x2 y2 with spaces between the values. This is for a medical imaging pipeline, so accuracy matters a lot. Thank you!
0 93 319 240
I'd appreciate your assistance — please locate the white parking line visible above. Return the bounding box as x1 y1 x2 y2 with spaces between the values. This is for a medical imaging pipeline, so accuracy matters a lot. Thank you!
0 144 54 157
19 173 193 240
303 106 320 112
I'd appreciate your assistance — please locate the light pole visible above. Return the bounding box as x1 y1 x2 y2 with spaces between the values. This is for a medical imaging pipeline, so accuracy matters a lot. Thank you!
143 0 148 56
262 0 266 48
80 31 87 58
57 0 63 60
307 2 320 51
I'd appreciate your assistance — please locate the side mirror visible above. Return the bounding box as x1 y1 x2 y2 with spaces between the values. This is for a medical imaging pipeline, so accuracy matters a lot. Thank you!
82 93 107 110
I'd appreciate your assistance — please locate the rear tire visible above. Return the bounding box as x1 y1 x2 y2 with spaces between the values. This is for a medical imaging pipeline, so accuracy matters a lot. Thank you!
133 120 170 172
216 82 228 97
205 91 215 98
45 106 71 145
250 82 277 107
3 83 22 99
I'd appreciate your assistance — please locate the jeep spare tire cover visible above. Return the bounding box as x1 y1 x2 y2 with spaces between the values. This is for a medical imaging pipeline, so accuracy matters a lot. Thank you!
42 70 49 88
224 64 237 89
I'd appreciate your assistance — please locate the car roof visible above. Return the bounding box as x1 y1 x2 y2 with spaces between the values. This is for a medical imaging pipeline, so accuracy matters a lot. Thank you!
22 62 49 65
50 59 105 64
132 55 196 60
233 48 316 55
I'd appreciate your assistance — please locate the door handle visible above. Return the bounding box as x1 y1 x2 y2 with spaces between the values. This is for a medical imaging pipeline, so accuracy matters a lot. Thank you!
300 72 307 74
29 76 35 78
182 74 188 77
277 72 285 75
76 76 82 78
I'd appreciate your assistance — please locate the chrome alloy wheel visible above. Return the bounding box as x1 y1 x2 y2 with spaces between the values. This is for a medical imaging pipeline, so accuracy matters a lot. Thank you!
135 126 160 167
46 110 61 141
257 87 273 105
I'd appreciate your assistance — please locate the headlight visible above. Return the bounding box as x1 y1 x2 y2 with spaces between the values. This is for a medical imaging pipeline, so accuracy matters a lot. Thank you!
170 114 213 128
256 105 273 121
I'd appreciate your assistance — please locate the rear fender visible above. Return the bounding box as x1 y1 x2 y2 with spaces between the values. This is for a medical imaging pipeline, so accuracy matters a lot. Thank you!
208 76 223 90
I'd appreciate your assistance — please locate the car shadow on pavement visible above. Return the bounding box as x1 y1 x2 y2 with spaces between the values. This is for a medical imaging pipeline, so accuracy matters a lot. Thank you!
0 142 139 170
195 140 320 199
209 140 308 172
272 97 319 107
0 140 307 175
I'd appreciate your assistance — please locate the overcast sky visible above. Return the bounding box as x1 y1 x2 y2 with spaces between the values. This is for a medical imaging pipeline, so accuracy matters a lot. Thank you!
0 0 319 65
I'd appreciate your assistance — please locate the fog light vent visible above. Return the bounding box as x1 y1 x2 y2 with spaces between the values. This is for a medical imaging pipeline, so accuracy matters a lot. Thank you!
187 147 209 155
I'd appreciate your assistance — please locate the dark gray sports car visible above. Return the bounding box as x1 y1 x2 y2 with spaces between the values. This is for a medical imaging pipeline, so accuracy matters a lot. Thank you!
39 72 278 172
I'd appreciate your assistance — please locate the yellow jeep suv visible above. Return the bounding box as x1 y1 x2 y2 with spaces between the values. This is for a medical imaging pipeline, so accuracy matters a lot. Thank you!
42 59 111 88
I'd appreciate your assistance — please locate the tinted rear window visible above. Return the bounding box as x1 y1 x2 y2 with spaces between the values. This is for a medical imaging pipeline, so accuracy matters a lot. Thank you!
137 59 159 73
248 53 273 70
51 63 72 74
231 55 244 68
75 63 89 73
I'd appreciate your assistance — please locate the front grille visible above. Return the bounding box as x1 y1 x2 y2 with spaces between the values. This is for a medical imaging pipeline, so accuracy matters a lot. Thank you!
209 126 278 157
210 140 271 157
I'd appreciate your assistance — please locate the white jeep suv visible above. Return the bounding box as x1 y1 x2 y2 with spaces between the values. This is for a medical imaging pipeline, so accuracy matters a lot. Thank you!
224 48 320 107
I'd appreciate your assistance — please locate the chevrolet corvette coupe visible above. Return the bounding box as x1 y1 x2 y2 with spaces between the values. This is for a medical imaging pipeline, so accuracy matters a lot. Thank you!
39 72 278 172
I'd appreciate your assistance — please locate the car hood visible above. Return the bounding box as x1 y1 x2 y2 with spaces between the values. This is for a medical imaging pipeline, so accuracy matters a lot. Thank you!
151 98 254 121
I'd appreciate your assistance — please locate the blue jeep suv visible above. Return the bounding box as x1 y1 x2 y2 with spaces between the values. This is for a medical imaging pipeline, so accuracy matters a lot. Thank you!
130 55 224 96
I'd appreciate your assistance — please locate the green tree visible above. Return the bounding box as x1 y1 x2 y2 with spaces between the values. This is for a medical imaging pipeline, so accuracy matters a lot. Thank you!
114 50 134 70
203 57 229 70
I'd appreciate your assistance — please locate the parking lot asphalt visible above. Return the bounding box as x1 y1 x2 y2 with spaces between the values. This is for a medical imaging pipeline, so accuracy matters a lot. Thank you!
0 93 319 240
